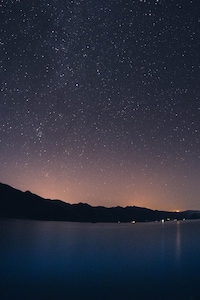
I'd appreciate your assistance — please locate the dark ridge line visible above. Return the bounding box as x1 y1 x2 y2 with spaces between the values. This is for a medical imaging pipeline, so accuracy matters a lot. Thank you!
1 182 200 223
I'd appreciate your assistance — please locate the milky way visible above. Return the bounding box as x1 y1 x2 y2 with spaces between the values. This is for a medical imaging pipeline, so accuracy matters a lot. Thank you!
0 0 200 210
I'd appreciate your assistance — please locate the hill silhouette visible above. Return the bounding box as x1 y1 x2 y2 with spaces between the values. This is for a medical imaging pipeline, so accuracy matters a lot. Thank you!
0 182 200 222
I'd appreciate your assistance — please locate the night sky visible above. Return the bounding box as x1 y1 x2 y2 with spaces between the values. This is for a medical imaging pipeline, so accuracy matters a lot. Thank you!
0 0 200 211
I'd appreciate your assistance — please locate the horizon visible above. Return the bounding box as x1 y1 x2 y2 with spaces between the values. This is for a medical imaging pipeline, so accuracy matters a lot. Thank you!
1 181 199 213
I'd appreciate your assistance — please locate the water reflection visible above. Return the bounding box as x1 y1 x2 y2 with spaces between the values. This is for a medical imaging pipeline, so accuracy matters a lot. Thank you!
1 219 200 299
176 221 181 261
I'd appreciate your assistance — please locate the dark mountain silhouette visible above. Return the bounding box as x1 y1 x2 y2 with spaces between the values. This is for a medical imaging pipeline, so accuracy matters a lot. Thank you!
0 182 200 222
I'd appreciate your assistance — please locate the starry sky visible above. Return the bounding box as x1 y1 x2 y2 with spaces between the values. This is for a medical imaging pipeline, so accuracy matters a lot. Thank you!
0 0 200 211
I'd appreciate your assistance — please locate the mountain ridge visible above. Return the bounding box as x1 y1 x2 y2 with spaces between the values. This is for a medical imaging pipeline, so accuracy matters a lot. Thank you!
0 182 200 223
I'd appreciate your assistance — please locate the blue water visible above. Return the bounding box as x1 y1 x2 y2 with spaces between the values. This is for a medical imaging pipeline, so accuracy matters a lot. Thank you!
0 219 200 299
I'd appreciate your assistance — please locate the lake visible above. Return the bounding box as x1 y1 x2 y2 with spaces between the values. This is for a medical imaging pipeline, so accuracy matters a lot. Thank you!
0 219 200 299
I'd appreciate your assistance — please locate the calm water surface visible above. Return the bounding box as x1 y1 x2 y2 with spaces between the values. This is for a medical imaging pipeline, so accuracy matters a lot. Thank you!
0 219 200 299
